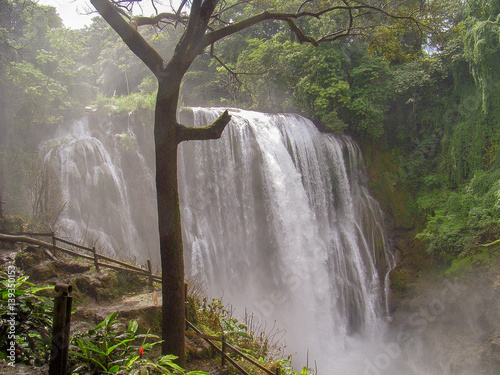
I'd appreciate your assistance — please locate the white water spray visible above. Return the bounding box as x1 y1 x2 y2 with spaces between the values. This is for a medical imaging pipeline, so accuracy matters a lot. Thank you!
178 108 395 372
43 116 159 266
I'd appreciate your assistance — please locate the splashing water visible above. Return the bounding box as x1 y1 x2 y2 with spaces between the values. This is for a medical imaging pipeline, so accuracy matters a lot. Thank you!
178 108 395 372
43 116 160 266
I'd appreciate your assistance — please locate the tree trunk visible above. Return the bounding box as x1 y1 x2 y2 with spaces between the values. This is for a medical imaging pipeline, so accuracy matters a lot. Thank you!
155 79 186 365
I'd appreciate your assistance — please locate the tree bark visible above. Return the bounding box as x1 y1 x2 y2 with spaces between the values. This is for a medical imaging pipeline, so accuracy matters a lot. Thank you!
154 74 186 362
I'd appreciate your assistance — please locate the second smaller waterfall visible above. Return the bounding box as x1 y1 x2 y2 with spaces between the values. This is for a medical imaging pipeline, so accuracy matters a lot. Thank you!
43 116 160 266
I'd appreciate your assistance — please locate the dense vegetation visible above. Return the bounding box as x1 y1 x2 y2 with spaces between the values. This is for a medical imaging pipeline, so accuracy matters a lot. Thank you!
1 0 499 268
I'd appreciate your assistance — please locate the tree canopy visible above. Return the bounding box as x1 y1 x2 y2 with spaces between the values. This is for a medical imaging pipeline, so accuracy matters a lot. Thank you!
1 0 499 366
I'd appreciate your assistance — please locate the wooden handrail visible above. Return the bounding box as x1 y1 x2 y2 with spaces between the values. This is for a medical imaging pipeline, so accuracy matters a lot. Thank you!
185 330 222 341
0 233 53 248
0 232 161 284
225 342 276 375
186 320 279 375
53 236 157 276
10 232 53 237
53 236 93 252
186 321 251 375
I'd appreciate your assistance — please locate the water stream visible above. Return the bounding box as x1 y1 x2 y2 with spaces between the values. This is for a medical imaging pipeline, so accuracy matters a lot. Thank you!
45 107 395 372
178 108 394 372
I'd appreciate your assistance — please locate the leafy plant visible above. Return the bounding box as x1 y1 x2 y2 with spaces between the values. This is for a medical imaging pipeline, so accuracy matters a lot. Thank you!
197 298 285 361
0 270 54 366
277 359 316 375
70 311 161 374
70 311 209 374
126 354 209 375
417 169 500 259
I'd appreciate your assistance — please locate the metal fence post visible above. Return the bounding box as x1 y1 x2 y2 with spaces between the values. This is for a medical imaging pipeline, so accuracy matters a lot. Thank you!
49 284 73 375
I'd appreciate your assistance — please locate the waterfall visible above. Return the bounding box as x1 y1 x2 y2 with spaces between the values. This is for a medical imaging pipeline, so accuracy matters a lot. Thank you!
43 116 160 267
46 107 394 373
178 108 394 372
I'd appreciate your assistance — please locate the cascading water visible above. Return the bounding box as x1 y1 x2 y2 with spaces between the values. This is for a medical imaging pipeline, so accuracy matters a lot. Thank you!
178 108 395 373
43 115 160 266
45 107 395 373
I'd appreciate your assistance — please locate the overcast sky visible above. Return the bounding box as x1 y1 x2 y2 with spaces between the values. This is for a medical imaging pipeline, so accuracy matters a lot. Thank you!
38 0 178 29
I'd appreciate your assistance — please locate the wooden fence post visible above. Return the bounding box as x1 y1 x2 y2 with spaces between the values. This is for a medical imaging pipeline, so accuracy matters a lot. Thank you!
49 284 73 375
50 232 57 256
92 246 99 271
147 259 153 289
221 334 227 367
51 232 56 248
184 282 189 321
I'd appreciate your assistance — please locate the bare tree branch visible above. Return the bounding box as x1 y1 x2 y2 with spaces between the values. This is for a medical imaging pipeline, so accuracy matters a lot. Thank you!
201 4 424 50
176 0 190 16
130 12 189 29
176 109 232 142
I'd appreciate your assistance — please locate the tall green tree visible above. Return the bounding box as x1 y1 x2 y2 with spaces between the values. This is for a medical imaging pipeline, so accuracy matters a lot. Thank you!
380 0 500 260
89 0 427 364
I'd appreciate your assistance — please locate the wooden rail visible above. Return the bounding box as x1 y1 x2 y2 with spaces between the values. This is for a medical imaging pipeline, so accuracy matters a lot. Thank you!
0 231 280 375
186 320 280 375
0 232 161 284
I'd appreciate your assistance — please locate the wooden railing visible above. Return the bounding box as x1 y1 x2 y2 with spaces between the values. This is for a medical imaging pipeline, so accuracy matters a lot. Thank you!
0 232 160 286
185 320 280 375
0 231 281 375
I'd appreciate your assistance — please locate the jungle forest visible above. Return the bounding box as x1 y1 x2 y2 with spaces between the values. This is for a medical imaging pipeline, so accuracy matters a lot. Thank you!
0 0 499 374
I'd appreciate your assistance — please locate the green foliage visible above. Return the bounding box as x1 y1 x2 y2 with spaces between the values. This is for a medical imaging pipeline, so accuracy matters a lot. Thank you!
376 0 500 263
7 60 71 126
197 297 285 361
116 132 138 152
277 359 316 375
345 56 391 138
70 311 161 374
233 37 392 137
70 311 209 375
444 246 497 277
0 0 97 220
467 0 500 20
94 92 156 113
463 9 500 111
0 270 54 366
417 169 500 258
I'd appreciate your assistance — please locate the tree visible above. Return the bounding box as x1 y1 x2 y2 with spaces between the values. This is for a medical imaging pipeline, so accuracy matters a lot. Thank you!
89 0 426 365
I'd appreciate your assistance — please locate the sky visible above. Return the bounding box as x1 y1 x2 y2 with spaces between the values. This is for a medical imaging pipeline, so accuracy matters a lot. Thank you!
38 0 178 29
38 0 94 29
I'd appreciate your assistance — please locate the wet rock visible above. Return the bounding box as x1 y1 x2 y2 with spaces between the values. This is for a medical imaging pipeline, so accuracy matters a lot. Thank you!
54 259 92 274
30 261 58 281
14 246 52 271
